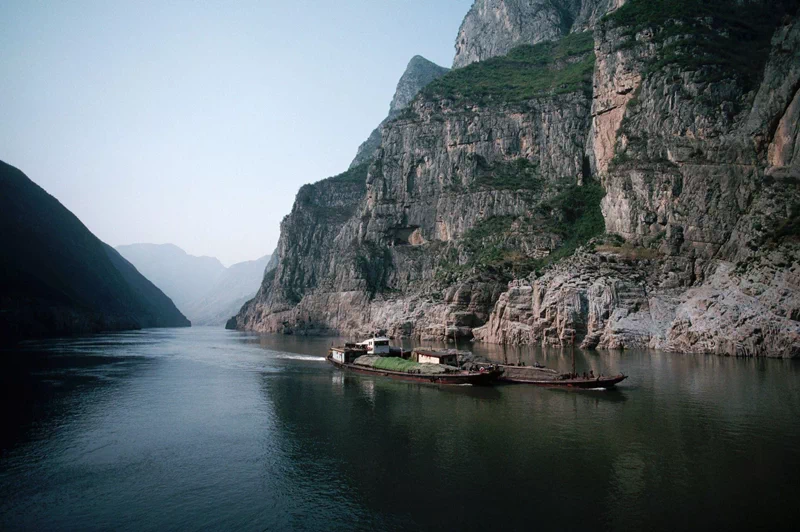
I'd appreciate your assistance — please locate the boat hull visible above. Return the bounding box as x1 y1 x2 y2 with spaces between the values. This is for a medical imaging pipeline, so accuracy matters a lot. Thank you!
327 356 499 385
499 374 627 388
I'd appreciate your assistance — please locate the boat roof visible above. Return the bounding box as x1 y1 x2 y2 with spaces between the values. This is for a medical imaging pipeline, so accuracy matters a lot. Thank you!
414 349 458 358
360 337 390 342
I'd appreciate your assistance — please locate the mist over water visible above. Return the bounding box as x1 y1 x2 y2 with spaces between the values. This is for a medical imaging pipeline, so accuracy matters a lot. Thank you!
1 328 798 530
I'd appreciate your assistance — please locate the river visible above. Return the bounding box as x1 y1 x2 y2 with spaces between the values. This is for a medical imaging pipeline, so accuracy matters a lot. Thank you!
1 327 798 531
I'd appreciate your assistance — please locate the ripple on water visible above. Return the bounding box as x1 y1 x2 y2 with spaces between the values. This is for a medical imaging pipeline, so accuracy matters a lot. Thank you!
1 328 799 531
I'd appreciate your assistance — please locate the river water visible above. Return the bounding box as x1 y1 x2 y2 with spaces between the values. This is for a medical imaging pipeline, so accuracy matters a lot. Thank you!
1 327 798 531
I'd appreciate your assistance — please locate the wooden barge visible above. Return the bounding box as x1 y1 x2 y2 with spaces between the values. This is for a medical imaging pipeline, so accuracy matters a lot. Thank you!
499 365 627 388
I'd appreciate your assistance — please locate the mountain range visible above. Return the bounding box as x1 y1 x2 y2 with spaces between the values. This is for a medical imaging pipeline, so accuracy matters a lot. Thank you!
116 244 272 326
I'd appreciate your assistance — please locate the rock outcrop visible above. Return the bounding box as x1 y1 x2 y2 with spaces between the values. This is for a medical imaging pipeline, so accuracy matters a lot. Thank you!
474 245 800 358
236 0 800 357
0 161 190 345
452 0 625 68
350 56 449 168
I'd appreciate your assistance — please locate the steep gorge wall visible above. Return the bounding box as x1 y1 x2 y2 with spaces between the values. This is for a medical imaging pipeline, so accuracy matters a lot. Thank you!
236 0 800 357
235 94 593 338
233 35 597 340
0 161 190 345
476 4 800 357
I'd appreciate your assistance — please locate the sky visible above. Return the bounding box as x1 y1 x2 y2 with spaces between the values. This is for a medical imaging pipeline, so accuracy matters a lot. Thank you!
0 0 473 266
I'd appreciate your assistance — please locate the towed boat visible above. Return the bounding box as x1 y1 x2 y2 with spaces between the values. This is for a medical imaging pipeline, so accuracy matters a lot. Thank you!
328 340 500 386
499 365 627 388
498 347 627 388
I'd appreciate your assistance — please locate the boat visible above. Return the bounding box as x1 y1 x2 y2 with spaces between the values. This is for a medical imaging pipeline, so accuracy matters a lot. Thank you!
498 348 627 388
327 340 500 385
498 365 627 388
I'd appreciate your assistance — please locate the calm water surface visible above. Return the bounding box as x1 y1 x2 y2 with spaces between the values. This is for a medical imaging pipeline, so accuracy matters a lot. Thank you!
1 327 798 531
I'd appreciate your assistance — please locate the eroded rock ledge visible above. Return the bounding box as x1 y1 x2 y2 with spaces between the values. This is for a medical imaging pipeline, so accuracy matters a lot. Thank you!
474 246 800 358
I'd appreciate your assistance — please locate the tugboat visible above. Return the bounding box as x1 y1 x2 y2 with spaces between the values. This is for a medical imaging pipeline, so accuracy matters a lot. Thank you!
328 338 500 385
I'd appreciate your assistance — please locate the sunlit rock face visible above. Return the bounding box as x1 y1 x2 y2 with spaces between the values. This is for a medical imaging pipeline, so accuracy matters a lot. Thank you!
452 0 624 68
233 82 594 340
477 8 800 357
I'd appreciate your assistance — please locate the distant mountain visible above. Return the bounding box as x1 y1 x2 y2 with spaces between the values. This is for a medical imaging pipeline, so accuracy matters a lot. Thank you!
116 244 272 326
0 161 190 345
184 254 273 325
115 244 226 310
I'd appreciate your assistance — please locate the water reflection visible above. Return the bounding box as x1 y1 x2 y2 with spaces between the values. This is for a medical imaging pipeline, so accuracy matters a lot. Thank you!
0 328 798 531
258 332 800 531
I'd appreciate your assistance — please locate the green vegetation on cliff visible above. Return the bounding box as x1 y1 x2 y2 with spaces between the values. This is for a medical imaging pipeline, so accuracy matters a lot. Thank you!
441 181 606 282
295 162 369 219
534 181 607 268
419 31 595 105
470 156 542 191
324 161 370 189
607 0 798 88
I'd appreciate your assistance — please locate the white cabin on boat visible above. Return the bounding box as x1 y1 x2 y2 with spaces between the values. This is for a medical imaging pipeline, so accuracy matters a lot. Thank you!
413 349 458 366
357 337 391 355
330 346 361 364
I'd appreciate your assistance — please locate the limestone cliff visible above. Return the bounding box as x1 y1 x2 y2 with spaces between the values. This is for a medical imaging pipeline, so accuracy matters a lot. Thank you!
350 56 449 168
236 0 800 357
475 1 800 357
452 0 625 68
234 33 597 340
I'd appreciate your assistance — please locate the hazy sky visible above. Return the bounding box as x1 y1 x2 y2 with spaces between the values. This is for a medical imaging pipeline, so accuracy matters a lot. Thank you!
0 0 473 265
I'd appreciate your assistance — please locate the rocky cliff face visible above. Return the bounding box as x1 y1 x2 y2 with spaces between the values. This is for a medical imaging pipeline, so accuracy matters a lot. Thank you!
234 32 598 340
475 1 800 357
452 0 625 68
350 56 449 168
236 0 800 357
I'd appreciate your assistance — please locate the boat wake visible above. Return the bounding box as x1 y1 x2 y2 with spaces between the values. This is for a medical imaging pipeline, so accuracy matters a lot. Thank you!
275 354 327 362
